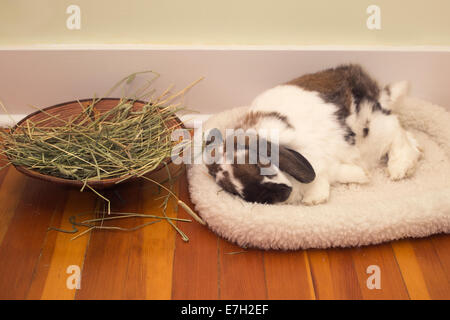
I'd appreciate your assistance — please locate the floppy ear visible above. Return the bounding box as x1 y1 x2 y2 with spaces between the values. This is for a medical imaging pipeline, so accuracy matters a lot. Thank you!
380 80 409 111
278 146 315 183
242 135 315 183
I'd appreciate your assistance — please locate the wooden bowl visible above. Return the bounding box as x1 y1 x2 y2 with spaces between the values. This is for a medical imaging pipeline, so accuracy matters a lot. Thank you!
10 98 183 189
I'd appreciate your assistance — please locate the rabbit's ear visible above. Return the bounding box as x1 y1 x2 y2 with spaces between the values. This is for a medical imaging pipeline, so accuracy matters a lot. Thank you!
251 136 315 183
380 81 409 111
278 146 315 183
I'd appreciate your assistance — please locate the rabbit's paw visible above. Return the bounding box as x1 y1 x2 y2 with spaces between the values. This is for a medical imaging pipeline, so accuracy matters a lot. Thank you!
301 177 330 205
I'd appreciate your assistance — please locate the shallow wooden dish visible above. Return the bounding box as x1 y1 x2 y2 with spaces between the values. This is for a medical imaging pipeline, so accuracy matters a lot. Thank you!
10 98 183 189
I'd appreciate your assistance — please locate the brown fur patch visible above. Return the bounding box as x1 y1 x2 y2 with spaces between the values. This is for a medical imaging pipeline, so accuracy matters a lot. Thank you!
287 64 383 145
207 163 221 177
237 111 294 130
287 64 381 119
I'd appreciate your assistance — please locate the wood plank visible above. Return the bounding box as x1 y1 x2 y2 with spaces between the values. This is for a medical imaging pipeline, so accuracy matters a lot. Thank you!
308 248 362 300
122 166 183 300
264 250 315 300
410 238 450 299
76 165 182 300
350 244 409 300
431 234 450 282
171 172 219 300
120 183 148 300
140 174 178 300
0 131 9 187
306 250 335 299
75 181 146 299
26 189 97 300
0 177 67 299
0 168 27 246
0 160 9 188
218 240 267 300
391 240 431 300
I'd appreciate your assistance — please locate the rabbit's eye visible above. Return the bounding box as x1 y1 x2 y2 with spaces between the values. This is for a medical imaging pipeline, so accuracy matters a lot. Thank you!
363 127 369 137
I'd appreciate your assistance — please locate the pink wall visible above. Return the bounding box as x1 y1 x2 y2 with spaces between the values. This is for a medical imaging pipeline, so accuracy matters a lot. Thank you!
0 48 449 117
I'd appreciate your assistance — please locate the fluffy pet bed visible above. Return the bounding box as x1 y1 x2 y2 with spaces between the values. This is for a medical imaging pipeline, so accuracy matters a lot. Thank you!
187 97 450 250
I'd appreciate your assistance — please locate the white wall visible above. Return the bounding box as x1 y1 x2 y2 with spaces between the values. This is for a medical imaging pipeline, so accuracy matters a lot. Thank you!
2 0 450 46
0 46 449 126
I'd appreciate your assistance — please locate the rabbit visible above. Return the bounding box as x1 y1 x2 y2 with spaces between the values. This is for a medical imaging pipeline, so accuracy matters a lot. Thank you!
205 64 422 205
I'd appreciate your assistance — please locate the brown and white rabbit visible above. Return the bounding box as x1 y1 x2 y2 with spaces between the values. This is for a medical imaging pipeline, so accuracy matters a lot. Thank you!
206 64 422 205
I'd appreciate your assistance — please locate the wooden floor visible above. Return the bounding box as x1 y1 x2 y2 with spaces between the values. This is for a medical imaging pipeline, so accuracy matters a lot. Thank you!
0 162 448 300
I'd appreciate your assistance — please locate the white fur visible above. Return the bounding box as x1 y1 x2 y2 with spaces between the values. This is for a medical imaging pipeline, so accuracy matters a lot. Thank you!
379 81 410 111
210 80 421 205
249 85 365 204
187 97 450 249
261 165 292 187
246 82 421 204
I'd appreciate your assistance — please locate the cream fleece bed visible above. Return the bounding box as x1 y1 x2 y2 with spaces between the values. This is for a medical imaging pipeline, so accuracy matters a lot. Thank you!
186 97 450 250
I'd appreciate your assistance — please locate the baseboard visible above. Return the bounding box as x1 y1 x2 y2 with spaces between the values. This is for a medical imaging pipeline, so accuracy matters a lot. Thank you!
1 47 449 118
2 44 450 52
0 114 28 128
